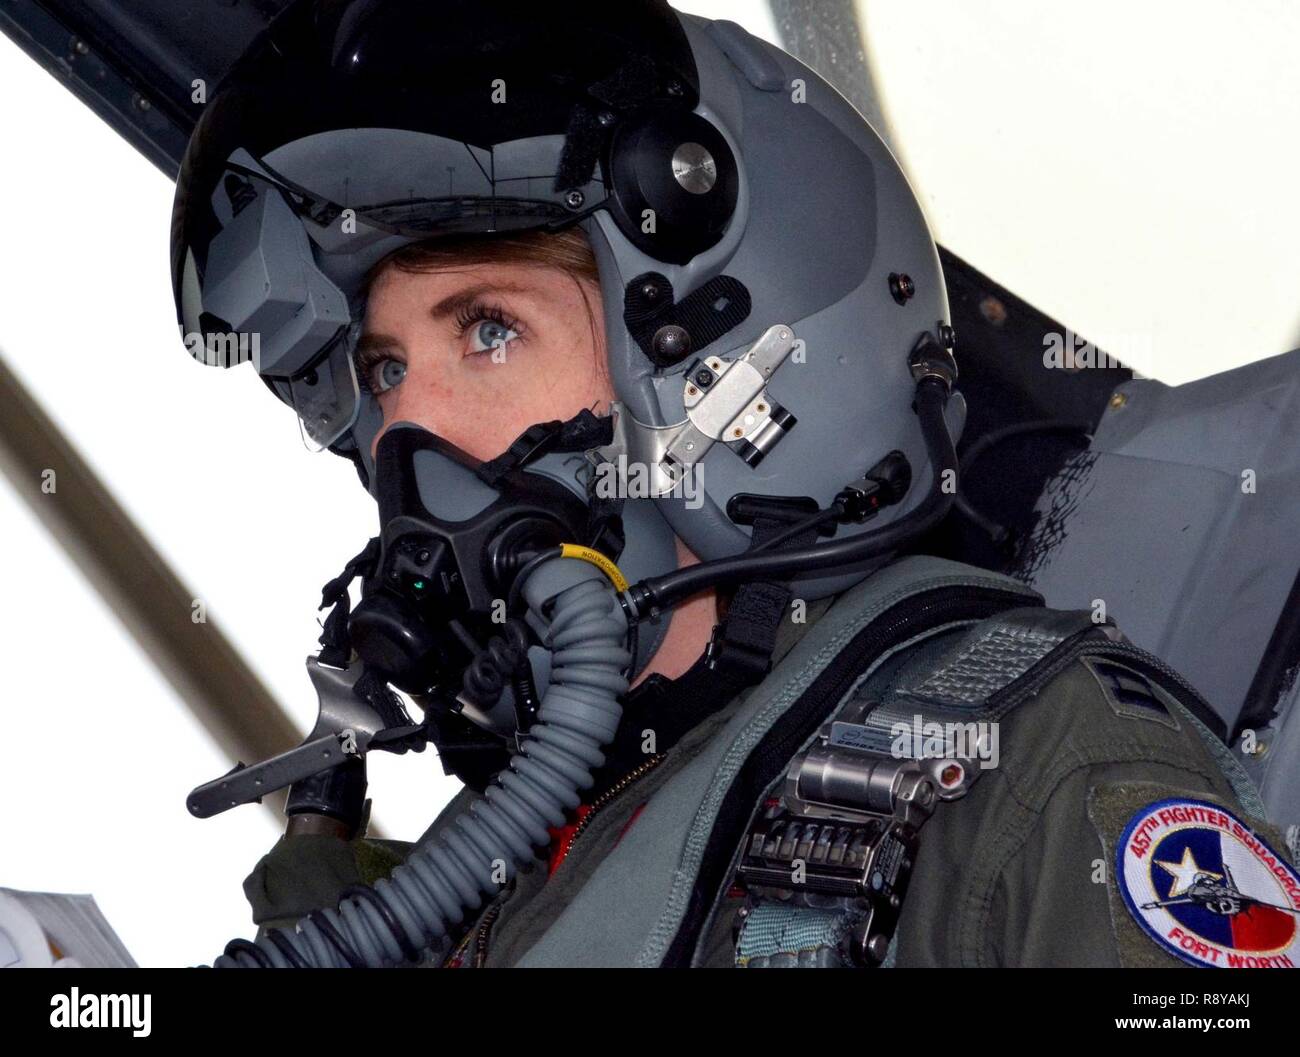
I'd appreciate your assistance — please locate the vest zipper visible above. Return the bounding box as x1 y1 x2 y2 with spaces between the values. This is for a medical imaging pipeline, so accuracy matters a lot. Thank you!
557 753 667 867
445 887 509 968
471 900 504 968
446 753 668 967
659 584 1037 966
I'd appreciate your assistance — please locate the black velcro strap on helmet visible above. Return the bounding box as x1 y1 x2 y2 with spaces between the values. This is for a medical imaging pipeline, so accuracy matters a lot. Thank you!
624 272 752 367
555 103 607 193
554 55 662 191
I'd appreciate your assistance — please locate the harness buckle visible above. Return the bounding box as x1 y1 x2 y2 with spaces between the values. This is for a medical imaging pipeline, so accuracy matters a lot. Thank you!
735 706 980 966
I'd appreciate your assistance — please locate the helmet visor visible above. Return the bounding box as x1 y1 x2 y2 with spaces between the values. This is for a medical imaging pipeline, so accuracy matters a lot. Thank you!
171 0 699 448
175 0 699 288
254 125 607 243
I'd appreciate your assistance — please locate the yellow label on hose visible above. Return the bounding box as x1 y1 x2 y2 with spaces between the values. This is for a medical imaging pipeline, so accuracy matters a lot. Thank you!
559 544 629 592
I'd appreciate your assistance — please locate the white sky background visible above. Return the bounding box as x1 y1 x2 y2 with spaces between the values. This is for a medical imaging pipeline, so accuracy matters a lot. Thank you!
0 0 1293 967
859 0 1300 382
0 34 449 967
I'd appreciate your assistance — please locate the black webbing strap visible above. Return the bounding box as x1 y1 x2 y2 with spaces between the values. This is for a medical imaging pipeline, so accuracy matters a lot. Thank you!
317 536 381 668
474 409 612 486
704 508 822 685
706 579 790 683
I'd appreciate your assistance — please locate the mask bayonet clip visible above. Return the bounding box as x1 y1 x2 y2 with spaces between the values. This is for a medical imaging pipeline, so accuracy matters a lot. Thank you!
587 324 799 498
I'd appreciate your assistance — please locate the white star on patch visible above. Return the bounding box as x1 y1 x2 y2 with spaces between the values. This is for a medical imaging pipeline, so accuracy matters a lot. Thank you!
1155 847 1222 897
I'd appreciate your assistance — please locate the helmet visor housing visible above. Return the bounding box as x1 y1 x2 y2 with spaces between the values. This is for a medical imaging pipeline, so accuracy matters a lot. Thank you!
171 0 699 448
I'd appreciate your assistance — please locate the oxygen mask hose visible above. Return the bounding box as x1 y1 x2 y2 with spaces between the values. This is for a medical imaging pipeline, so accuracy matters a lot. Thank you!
209 556 630 967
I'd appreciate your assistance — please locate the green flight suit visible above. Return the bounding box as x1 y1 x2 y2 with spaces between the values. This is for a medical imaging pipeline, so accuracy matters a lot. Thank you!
243 565 1294 968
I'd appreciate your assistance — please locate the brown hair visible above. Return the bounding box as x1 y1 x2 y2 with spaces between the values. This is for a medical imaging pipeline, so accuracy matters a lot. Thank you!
366 225 600 287
365 227 605 367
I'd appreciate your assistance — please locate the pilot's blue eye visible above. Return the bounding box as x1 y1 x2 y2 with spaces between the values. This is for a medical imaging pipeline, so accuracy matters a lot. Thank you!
368 357 406 393
470 319 519 354
379 359 406 389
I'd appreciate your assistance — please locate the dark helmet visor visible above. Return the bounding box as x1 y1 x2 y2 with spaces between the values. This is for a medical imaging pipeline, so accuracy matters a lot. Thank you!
172 0 699 324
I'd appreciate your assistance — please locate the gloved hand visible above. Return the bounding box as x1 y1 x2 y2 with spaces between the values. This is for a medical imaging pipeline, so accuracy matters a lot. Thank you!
243 832 414 936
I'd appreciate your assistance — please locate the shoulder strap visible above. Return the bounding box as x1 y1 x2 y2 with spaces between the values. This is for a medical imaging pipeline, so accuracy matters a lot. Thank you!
855 607 1099 735
735 605 1255 968
705 495 828 684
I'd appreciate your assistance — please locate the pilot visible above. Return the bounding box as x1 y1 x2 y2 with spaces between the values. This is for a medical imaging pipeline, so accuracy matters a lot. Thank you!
169 0 1299 968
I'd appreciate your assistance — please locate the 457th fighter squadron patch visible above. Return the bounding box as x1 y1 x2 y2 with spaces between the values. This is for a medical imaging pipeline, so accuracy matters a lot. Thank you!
1117 798 1300 968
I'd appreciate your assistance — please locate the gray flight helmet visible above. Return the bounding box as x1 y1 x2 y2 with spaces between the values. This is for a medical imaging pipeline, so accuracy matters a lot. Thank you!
170 0 955 603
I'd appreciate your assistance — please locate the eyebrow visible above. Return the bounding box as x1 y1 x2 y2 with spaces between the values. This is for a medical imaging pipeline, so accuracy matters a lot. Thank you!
355 280 534 358
428 281 530 322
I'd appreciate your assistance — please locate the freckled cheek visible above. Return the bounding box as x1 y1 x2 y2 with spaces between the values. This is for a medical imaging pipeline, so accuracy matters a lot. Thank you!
388 360 524 455
391 369 456 425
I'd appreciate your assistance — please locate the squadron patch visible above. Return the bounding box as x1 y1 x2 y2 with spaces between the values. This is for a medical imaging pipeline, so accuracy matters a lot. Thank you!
1117 798 1300 968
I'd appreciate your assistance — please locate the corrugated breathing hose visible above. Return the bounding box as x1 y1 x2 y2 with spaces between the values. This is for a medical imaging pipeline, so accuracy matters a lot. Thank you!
210 556 629 968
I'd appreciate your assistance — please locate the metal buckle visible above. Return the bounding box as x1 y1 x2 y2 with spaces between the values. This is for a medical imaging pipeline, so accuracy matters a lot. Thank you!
735 704 979 965
586 324 799 496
